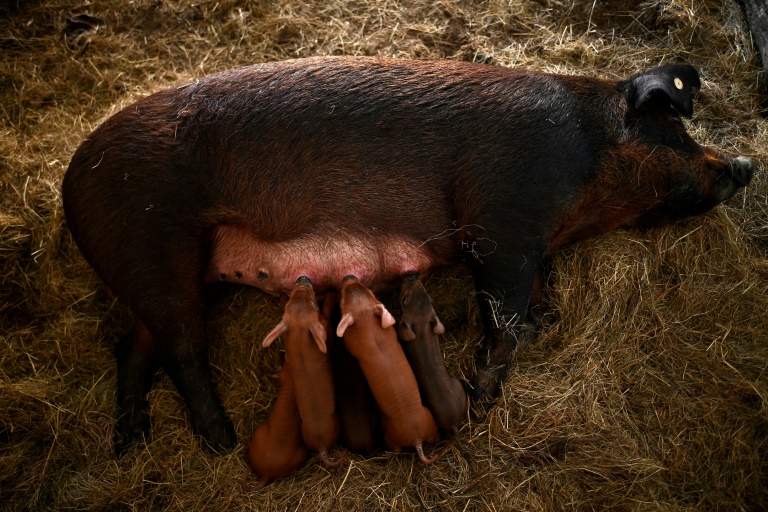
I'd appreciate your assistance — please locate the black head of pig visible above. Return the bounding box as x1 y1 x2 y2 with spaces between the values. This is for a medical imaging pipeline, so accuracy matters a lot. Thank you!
551 64 754 250
618 64 753 225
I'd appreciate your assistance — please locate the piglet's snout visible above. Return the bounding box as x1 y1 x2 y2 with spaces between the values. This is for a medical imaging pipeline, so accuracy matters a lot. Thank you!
731 156 754 187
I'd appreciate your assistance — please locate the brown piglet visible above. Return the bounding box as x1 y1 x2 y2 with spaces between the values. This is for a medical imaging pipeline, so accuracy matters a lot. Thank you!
398 275 468 432
336 276 439 463
263 276 341 466
325 292 384 455
243 358 308 492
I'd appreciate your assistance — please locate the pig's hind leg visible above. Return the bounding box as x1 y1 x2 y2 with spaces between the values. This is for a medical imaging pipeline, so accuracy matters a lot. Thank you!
146 288 237 453
114 319 160 455
111 246 237 454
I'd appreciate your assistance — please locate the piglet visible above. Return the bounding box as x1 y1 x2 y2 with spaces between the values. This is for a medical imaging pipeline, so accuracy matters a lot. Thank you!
263 276 341 466
324 292 383 455
398 275 468 433
336 276 439 463
330 335 385 454
242 358 308 492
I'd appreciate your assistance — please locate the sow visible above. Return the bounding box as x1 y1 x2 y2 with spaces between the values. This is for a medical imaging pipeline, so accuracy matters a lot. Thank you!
63 57 754 453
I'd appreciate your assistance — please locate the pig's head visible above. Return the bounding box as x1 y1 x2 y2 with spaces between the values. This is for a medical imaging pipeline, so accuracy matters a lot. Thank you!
616 64 753 226
398 276 445 342
559 64 754 248
337 276 395 337
263 276 328 353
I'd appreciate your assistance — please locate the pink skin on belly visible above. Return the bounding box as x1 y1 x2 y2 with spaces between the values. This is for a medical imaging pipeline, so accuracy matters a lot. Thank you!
204 224 434 295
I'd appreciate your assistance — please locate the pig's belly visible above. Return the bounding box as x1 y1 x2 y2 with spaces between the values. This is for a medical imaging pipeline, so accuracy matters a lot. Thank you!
204 224 436 296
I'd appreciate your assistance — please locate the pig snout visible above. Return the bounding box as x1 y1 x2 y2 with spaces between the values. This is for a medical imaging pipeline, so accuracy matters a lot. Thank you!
711 155 754 204
730 156 755 188
295 275 313 288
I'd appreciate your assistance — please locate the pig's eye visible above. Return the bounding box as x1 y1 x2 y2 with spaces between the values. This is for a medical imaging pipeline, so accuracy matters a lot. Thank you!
669 113 684 127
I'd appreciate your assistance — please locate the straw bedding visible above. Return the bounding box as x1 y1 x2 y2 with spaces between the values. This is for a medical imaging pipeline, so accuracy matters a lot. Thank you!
1 0 766 510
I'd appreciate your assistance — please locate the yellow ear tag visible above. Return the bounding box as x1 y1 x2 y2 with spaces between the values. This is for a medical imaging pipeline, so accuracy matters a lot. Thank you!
674 77 684 90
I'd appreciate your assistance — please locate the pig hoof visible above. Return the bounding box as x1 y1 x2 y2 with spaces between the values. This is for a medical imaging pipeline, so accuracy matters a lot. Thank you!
235 271 243 280
210 426 238 454
114 412 151 456
114 431 144 457
241 468 270 492
195 417 238 454
114 398 151 456
468 367 503 401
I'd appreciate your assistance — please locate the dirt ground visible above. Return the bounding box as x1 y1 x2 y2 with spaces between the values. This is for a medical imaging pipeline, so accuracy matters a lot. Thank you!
1 0 767 510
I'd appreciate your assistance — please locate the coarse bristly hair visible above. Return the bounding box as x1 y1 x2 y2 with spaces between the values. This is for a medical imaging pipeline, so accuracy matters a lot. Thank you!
1 0 766 510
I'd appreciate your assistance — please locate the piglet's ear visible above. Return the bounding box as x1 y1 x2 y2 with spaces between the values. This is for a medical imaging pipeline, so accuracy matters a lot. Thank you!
375 304 396 328
432 316 445 335
310 322 328 353
398 321 417 341
623 63 701 118
336 313 355 338
263 321 288 348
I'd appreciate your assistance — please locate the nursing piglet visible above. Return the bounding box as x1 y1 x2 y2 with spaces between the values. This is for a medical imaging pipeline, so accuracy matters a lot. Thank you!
398 275 468 432
324 292 384 455
331 339 384 454
337 276 439 463
263 276 340 466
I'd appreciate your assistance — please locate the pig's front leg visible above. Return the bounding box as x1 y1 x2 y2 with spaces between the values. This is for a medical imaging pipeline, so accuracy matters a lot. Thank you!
466 247 541 401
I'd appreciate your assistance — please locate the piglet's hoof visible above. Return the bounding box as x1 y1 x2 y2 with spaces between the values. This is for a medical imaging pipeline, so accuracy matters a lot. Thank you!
468 366 504 402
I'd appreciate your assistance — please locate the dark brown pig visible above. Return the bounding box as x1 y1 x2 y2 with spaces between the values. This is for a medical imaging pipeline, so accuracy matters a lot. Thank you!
330 334 384 455
62 57 754 452
262 276 340 466
324 291 384 455
397 274 468 432
243 358 308 492
337 276 439 463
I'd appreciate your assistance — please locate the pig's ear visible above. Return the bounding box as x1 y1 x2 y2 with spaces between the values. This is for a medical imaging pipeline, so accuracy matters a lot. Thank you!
337 313 355 337
310 321 328 353
623 63 701 118
263 321 288 348
432 315 445 335
398 321 416 341
374 304 396 328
